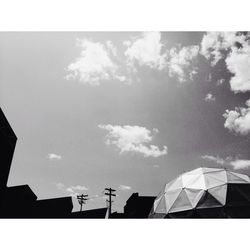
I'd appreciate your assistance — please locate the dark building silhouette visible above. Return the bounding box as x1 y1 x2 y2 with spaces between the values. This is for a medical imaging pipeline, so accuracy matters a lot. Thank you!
0 108 18 215
109 193 156 218
123 193 156 218
0 185 37 218
0 108 17 191
0 107 74 218
71 207 108 218
33 197 73 218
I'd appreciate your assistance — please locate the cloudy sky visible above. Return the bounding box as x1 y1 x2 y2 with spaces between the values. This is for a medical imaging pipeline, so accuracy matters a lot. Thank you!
1 32 250 212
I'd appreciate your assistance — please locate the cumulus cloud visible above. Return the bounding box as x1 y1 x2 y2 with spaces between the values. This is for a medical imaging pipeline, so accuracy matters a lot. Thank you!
201 155 226 165
56 182 65 190
200 32 233 65
201 155 250 170
223 99 250 135
168 45 199 82
56 183 88 197
119 185 132 191
204 92 216 102
106 40 117 56
153 164 160 168
48 153 62 160
230 159 250 170
66 185 89 197
98 124 167 157
124 32 167 70
200 32 250 93
66 39 124 86
226 46 250 93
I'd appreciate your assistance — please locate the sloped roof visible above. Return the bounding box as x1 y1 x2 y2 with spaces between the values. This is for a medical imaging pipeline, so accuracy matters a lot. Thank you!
149 167 250 217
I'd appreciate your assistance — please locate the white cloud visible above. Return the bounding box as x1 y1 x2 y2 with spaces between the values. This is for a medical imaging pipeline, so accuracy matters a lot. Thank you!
223 99 250 135
201 155 226 165
48 153 62 160
204 92 216 102
200 32 250 93
200 32 241 65
56 183 88 197
68 185 88 191
106 40 117 57
201 155 250 170
114 75 127 82
230 159 250 170
56 182 65 190
168 45 199 82
124 32 167 70
66 185 89 197
226 46 250 93
119 185 132 191
153 164 160 168
98 124 167 158
66 39 121 86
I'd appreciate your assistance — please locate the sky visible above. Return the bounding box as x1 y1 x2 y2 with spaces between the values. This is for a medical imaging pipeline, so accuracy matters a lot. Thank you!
1 31 250 212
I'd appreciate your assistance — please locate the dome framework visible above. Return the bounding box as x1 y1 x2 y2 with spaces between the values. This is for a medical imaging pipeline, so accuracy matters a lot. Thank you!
149 167 250 218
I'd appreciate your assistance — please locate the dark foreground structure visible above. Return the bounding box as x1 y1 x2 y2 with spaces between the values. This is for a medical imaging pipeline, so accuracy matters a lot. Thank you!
110 193 156 218
0 108 74 218
71 208 108 218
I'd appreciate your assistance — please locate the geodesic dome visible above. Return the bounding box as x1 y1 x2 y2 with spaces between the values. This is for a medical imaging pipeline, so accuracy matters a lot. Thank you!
149 167 250 218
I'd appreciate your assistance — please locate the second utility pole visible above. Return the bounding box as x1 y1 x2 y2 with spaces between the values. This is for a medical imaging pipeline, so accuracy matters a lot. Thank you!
77 194 88 212
105 188 116 217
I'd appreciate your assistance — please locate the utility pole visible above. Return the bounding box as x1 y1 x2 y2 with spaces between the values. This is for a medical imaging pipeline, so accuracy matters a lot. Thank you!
105 188 116 217
77 194 88 212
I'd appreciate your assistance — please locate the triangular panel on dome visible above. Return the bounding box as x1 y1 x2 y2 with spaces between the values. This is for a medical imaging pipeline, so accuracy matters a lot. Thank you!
185 168 203 176
230 172 250 183
156 185 166 199
153 196 163 211
205 170 227 183
204 172 227 189
227 172 250 184
149 212 166 218
184 188 205 208
196 191 223 209
164 179 175 192
154 196 167 214
164 179 177 192
168 189 193 213
153 184 166 210
166 176 183 192
201 167 223 174
185 174 206 190
208 184 227 206
165 188 182 212
182 173 201 187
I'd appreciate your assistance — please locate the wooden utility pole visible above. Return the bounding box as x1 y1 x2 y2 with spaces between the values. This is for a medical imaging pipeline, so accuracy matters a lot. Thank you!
77 194 88 212
105 188 116 217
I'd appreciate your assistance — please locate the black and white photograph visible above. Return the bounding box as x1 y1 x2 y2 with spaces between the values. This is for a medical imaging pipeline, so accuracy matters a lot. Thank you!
1 31 250 219
0 1 249 249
